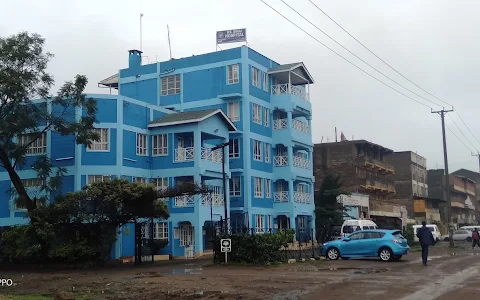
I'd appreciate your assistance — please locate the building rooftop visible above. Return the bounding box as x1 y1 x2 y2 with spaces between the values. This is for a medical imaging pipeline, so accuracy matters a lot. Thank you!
268 62 314 85
148 108 237 131
314 140 394 153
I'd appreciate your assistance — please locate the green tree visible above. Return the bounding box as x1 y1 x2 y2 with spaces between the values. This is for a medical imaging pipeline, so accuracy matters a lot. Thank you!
315 174 349 228
0 32 98 212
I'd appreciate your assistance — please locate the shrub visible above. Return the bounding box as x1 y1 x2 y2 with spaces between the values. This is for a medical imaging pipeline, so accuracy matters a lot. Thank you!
402 224 416 246
213 232 289 264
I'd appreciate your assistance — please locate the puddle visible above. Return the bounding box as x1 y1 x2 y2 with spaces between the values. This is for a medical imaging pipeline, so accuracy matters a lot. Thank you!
170 268 203 275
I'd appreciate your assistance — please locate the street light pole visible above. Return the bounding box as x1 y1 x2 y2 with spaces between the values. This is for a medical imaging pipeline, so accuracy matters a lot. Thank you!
212 141 231 233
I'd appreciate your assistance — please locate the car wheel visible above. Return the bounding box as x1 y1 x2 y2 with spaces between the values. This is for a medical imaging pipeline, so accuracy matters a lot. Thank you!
341 257 350 260
467 237 472 242
393 255 402 261
379 247 393 262
326 247 340 260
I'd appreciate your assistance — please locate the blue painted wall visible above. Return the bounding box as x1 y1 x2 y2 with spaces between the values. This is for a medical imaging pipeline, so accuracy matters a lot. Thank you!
123 102 149 129
0 181 10 218
82 129 117 165
160 47 241 72
51 132 75 167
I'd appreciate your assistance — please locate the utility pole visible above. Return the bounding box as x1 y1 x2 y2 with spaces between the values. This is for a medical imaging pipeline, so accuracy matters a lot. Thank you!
472 152 480 173
212 141 231 233
432 108 454 247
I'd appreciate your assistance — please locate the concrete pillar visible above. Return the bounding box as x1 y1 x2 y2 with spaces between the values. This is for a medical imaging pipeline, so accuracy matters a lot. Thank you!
288 179 294 204
194 130 202 167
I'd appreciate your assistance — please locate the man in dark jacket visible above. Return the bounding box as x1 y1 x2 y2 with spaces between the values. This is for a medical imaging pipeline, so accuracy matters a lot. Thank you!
472 228 480 249
416 221 435 266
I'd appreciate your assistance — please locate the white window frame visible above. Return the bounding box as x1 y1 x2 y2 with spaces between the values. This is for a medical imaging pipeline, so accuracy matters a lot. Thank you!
254 177 263 198
264 143 270 163
160 74 181 96
153 177 168 191
154 222 169 240
298 216 307 233
87 175 110 185
263 72 268 91
227 102 240 122
133 177 147 184
229 139 240 158
22 178 45 187
136 133 148 156
267 215 273 231
251 67 260 88
265 179 271 198
253 140 262 161
19 132 47 155
253 103 261 124
263 107 269 127
230 176 241 197
152 134 168 156
87 128 109 151
227 64 239 84
255 214 265 233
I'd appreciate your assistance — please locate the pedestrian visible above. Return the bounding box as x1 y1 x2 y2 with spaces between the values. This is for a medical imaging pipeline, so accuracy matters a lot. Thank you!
472 228 480 249
416 221 435 266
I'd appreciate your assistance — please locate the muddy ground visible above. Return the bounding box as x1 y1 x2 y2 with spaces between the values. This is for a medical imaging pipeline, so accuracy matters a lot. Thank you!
1 242 479 300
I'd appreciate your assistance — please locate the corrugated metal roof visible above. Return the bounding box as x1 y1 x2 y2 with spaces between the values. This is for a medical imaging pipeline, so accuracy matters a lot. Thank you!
268 63 303 73
98 73 119 87
148 109 237 131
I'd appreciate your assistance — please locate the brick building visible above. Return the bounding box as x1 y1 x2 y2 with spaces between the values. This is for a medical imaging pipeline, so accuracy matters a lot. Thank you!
313 140 406 228
385 151 428 218
452 168 480 214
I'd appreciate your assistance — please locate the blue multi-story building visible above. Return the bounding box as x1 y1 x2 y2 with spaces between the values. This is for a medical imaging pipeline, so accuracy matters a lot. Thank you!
0 46 315 258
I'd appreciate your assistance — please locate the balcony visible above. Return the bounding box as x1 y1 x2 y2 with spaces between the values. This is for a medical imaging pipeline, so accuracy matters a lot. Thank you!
174 195 195 207
363 179 396 194
273 118 310 134
200 194 224 206
363 157 394 174
175 147 194 162
273 119 288 130
271 84 309 102
274 191 289 203
293 156 310 169
274 156 288 167
200 147 222 163
294 192 312 204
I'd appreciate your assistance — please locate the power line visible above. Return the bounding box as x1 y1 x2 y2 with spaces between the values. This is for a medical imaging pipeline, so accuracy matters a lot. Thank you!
258 0 433 109
280 0 444 109
447 114 479 152
306 0 480 149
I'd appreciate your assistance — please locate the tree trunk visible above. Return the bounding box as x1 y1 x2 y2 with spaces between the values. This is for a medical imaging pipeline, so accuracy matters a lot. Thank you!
0 147 34 212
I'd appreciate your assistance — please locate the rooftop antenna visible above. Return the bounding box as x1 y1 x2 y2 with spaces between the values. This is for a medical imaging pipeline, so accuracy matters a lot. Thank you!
167 25 172 60
140 13 144 52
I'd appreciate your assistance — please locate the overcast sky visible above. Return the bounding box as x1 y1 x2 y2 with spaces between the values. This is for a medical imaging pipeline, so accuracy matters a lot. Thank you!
2 0 479 172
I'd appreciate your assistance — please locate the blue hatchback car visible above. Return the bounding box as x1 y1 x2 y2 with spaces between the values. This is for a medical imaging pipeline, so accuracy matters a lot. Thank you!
320 229 410 262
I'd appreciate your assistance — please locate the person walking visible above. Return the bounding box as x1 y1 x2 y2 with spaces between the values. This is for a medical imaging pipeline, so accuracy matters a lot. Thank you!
472 228 480 249
416 221 435 266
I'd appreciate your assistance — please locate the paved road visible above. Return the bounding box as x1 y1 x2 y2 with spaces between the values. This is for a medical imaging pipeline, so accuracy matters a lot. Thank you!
300 248 480 300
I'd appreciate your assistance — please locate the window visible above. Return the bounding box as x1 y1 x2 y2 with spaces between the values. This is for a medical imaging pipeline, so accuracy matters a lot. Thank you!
152 134 168 156
298 216 306 232
18 132 47 155
251 67 260 88
230 176 241 197
153 177 168 191
265 179 271 198
254 177 263 197
263 72 268 91
349 232 366 240
229 139 239 158
264 143 270 163
154 223 169 240
255 215 264 233
263 107 269 127
87 175 110 184
227 64 239 84
133 177 147 184
136 133 147 156
22 178 45 187
88 128 109 151
267 215 273 231
253 140 262 161
253 104 261 124
161 74 181 95
227 102 240 122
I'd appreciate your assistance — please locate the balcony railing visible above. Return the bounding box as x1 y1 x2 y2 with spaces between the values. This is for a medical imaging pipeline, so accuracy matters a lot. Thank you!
292 119 309 134
294 192 312 204
201 147 222 163
274 156 288 166
175 147 194 162
271 83 309 102
293 156 310 169
363 157 394 173
273 118 287 130
274 191 289 203
201 194 224 206
174 195 195 207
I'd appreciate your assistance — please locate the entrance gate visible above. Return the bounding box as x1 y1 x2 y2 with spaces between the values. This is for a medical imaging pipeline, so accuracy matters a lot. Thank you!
134 219 155 265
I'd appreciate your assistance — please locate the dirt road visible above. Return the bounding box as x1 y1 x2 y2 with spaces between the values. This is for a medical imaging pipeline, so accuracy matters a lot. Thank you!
1 243 479 299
